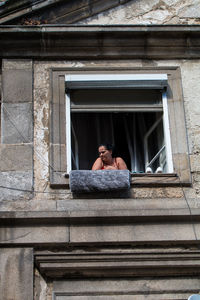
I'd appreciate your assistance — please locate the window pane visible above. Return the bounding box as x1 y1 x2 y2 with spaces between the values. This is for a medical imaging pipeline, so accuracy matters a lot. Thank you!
71 112 164 172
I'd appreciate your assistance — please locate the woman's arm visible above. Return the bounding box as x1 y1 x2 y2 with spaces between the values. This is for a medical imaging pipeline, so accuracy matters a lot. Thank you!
92 157 103 170
116 157 128 170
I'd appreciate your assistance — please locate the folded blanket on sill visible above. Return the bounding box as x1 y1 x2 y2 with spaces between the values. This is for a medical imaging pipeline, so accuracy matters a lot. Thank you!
69 170 131 193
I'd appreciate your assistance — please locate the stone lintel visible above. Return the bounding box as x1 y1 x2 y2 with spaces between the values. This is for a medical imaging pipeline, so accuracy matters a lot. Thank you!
0 25 200 59
35 250 200 279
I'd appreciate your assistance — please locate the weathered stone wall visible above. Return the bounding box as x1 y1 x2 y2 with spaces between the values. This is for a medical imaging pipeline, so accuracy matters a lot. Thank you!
79 0 200 25
0 59 34 208
1 3 200 300
0 58 200 212
0 248 33 300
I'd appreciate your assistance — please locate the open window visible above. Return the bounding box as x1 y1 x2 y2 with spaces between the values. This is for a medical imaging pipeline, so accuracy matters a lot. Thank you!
50 68 190 186
65 74 173 174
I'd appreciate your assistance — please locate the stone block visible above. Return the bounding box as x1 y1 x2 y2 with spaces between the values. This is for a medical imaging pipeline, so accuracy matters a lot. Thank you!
50 170 68 186
50 143 67 172
3 59 32 70
0 171 33 201
0 248 33 300
190 154 200 172
170 99 188 154
173 153 191 184
0 198 57 211
70 222 196 243
0 144 32 171
69 170 131 193
2 102 33 143
51 103 66 144
0 225 69 245
56 197 188 212
3 69 32 103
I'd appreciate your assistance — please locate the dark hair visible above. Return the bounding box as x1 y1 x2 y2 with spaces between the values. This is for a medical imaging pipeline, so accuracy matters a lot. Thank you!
98 143 116 157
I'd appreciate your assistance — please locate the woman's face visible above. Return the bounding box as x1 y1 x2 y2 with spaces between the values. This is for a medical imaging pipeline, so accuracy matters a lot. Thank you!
98 146 112 162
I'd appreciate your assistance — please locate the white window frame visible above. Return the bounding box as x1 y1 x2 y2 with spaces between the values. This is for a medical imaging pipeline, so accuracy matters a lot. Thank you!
65 74 173 174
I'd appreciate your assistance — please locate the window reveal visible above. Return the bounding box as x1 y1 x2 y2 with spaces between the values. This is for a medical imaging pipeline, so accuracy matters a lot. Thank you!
65 74 173 174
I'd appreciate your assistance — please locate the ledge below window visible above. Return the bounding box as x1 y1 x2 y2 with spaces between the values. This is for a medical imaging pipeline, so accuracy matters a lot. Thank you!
49 173 191 189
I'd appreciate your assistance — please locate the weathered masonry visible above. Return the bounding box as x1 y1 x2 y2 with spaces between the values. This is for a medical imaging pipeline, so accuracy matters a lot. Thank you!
1 1 200 300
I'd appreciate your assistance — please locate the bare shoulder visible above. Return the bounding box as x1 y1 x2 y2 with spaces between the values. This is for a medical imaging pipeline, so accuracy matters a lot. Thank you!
116 157 128 170
116 157 126 163
116 157 124 162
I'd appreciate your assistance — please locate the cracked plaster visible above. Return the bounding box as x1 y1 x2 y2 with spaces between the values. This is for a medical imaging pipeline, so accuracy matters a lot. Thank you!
78 0 200 25
34 269 48 300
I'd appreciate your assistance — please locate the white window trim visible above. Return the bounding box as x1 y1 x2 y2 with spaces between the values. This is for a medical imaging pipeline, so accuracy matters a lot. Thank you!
162 91 173 173
65 73 173 174
66 92 72 174
65 74 168 89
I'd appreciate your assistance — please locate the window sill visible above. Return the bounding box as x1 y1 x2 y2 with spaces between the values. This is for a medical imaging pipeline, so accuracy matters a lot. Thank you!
130 173 187 187
53 172 191 189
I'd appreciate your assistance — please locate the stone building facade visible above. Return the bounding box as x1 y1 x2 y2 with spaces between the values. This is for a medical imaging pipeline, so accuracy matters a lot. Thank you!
1 1 200 299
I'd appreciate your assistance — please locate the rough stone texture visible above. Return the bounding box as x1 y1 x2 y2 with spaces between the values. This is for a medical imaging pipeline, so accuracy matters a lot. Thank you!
2 68 32 103
190 154 200 172
1 102 33 143
0 248 33 300
33 62 51 201
0 144 32 171
0 224 69 245
0 59 34 204
78 0 200 25
34 268 48 300
3 59 33 70
179 0 200 18
69 170 131 193
57 197 188 212
70 222 197 243
0 171 33 201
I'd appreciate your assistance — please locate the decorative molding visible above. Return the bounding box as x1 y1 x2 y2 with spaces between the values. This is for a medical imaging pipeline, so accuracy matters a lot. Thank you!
1 210 200 226
0 25 200 59
35 250 200 278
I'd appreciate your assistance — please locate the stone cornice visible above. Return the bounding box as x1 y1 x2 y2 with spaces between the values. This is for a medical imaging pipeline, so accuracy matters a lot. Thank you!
0 25 200 59
0 210 200 246
35 250 200 278
1 209 200 226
